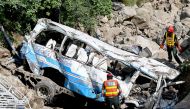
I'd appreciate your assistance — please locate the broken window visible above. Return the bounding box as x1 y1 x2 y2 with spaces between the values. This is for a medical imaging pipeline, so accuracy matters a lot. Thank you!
35 31 65 51
106 59 137 81
59 37 110 71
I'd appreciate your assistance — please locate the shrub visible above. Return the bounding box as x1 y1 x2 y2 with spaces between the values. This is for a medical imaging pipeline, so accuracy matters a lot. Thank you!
121 0 137 6
121 0 150 6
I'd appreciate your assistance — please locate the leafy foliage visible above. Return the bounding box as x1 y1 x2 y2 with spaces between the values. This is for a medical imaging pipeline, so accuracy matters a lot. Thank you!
62 0 112 33
121 0 150 6
121 0 137 6
0 0 112 35
0 0 61 34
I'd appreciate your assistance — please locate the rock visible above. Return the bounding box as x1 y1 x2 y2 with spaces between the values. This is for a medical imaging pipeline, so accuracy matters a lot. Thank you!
120 103 127 109
135 35 160 56
43 106 53 109
26 89 36 101
122 21 134 26
30 98 44 109
99 26 123 37
170 3 180 17
96 28 102 37
0 47 10 58
122 26 133 37
119 6 137 20
174 0 183 8
131 7 151 29
131 16 149 29
100 16 108 23
153 10 174 26
114 36 124 44
121 45 142 55
174 22 185 39
123 36 136 45
139 47 152 58
181 6 190 19
0 68 11 77
99 25 123 44
112 2 125 11
116 14 124 23
78 23 84 32
142 2 154 16
181 18 190 28
109 19 115 27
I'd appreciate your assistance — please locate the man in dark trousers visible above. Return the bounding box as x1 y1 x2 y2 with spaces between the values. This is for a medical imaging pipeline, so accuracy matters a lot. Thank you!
160 25 182 64
102 73 122 109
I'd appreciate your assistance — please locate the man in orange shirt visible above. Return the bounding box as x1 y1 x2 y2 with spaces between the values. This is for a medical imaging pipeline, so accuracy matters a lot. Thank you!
102 73 122 109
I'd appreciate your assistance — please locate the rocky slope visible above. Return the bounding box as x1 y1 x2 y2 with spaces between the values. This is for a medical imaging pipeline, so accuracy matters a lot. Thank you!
95 0 190 65
0 47 54 109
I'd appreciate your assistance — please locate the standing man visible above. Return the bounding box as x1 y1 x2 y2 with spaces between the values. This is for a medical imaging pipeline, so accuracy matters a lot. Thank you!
102 73 122 109
160 25 182 64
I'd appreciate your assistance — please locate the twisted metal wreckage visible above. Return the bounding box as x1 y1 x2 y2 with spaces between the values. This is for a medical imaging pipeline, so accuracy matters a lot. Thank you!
0 18 186 108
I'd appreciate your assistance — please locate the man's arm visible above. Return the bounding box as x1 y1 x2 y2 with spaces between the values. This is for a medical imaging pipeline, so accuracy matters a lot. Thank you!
161 33 166 45
160 33 166 49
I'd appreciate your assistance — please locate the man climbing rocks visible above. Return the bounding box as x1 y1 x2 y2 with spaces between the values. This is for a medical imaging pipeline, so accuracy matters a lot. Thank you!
160 25 182 64
102 73 122 109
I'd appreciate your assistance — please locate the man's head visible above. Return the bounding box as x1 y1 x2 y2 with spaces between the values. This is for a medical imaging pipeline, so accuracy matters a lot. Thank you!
168 25 174 33
107 73 113 80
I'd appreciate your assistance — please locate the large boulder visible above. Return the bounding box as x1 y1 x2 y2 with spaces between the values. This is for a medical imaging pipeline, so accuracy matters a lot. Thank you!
109 19 115 27
152 10 174 26
181 6 190 19
134 35 160 56
174 22 185 39
131 7 151 29
100 16 109 23
122 26 133 37
112 2 125 11
119 6 137 21
114 35 125 44
181 18 190 28
0 47 10 58
99 25 123 44
142 2 154 16
131 16 149 30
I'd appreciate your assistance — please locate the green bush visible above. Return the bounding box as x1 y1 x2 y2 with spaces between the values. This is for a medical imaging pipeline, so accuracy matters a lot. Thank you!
63 0 112 33
0 0 112 35
121 0 137 6
0 0 61 34
121 0 150 6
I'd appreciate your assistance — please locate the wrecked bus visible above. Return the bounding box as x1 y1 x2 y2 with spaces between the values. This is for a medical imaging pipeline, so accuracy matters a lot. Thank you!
0 18 184 108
